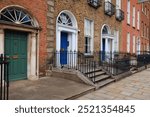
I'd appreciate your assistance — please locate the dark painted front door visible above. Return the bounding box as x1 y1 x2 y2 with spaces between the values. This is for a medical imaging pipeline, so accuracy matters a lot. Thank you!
4 30 28 81
60 32 68 65
102 38 106 61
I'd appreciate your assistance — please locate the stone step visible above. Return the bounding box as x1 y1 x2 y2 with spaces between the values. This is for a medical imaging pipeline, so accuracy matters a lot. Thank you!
93 74 111 82
84 68 102 74
88 71 106 78
96 78 115 89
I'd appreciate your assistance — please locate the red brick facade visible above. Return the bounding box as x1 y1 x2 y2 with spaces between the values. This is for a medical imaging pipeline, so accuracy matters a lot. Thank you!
140 2 150 51
0 0 48 76
121 0 140 53
121 1 150 53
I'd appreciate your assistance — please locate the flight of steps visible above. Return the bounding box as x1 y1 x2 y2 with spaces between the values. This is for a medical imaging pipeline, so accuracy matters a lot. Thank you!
130 67 138 74
85 68 115 89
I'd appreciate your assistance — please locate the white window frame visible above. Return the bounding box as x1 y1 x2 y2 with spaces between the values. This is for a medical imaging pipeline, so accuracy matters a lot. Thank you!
105 0 111 2
114 30 119 52
145 7 147 15
142 3 144 12
145 24 146 37
133 35 136 53
137 11 140 30
132 6 136 27
127 33 130 53
116 0 121 9
127 0 130 24
147 27 149 38
84 18 94 55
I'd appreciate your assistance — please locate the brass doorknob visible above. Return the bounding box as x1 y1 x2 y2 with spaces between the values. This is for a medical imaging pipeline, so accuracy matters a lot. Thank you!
12 55 19 59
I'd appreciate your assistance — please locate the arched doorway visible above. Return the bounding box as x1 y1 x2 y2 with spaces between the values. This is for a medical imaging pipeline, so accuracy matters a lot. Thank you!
56 10 78 66
0 6 39 81
101 24 114 61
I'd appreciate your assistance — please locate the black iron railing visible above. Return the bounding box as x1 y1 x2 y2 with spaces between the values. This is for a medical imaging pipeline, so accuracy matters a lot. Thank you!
137 54 150 68
49 51 150 82
99 51 131 75
87 0 102 9
0 54 9 100
104 1 115 16
50 51 97 83
116 9 124 21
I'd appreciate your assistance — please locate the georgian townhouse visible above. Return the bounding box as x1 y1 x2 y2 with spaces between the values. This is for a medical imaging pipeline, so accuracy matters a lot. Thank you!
53 0 124 65
140 2 150 51
121 0 141 54
0 0 55 81
121 0 150 53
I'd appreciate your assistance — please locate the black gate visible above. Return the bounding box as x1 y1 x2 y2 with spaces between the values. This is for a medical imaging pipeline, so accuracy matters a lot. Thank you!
0 54 9 100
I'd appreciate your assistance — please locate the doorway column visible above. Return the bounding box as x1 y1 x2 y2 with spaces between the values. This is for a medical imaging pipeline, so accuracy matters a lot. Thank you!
56 30 61 66
57 30 61 51
29 33 38 80
0 29 4 54
71 32 77 66
72 32 77 51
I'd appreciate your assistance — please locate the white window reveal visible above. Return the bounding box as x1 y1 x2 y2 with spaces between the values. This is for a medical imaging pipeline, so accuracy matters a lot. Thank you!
84 19 94 54
127 0 130 24
116 0 121 9
132 6 136 27
114 30 119 52
133 35 136 53
127 33 130 53
147 27 149 38
142 3 144 12
137 11 140 30
105 0 111 2
147 45 149 51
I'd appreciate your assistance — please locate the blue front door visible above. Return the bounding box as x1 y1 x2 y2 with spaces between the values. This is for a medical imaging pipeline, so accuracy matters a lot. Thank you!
60 32 68 65
102 39 105 61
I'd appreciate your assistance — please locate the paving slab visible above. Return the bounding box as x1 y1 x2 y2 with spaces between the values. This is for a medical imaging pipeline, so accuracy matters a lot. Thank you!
9 77 94 100
77 68 150 100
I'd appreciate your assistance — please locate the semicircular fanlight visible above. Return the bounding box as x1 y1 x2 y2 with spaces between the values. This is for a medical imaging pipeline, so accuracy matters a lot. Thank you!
58 13 73 27
0 7 35 26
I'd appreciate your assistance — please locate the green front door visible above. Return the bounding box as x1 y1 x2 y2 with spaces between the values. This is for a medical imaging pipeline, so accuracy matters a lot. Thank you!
5 30 28 81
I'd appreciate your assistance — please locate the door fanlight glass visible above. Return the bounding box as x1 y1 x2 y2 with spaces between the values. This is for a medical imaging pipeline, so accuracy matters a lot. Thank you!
58 13 73 26
0 7 35 26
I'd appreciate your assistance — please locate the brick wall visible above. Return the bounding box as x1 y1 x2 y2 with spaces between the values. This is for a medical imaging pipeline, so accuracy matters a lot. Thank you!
0 0 49 76
54 0 122 52
121 0 140 53
140 2 150 51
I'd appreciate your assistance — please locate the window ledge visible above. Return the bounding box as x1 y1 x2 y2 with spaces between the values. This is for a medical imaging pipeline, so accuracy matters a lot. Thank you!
84 53 94 58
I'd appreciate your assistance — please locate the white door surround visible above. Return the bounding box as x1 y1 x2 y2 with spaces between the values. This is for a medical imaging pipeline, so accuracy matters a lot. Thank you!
56 10 78 52
101 24 114 52
0 6 40 80
56 10 78 66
